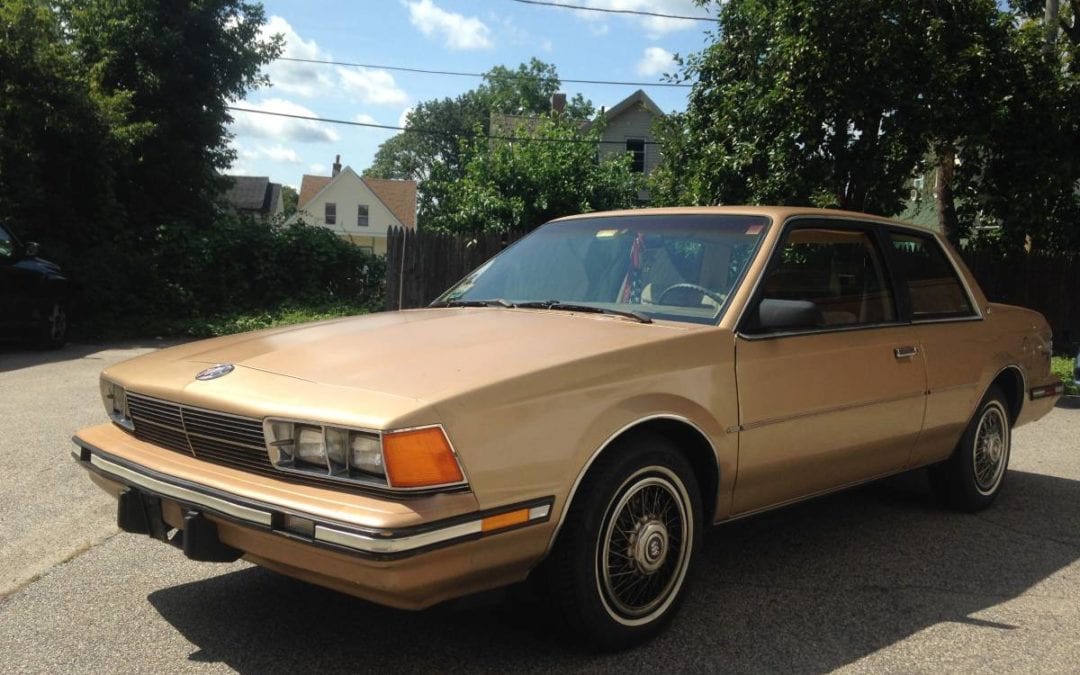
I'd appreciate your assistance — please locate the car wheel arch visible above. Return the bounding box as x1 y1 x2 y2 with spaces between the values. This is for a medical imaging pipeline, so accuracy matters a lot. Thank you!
989 365 1025 424
542 414 720 556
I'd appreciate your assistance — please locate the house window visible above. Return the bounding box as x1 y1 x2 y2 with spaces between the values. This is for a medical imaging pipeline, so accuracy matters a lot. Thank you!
626 138 646 173
325 203 337 225
357 204 369 227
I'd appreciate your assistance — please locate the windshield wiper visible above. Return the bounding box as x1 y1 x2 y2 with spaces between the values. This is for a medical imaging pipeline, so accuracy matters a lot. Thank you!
431 298 514 308
514 300 653 324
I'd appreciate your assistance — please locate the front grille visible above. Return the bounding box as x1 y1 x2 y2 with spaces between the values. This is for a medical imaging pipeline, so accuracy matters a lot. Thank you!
126 392 365 493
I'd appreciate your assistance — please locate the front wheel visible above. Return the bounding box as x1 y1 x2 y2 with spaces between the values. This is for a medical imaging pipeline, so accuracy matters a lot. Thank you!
929 386 1011 512
35 300 68 350
545 435 702 650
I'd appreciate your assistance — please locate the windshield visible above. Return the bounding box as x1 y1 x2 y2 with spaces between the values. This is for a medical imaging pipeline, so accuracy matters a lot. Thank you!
435 214 770 325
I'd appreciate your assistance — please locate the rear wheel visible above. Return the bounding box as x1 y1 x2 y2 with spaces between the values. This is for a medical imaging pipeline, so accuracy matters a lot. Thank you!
546 435 702 650
929 386 1011 512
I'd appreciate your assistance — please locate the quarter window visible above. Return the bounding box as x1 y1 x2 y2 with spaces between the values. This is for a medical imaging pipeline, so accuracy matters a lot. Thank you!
889 232 974 319
325 203 337 225
357 204 369 227
746 227 896 333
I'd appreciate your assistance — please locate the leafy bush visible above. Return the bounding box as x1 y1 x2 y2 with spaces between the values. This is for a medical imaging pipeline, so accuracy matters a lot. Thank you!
69 216 385 339
1051 356 1079 396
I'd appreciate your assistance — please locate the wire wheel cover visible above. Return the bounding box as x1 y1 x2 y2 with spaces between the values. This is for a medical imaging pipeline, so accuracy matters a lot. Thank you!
597 470 691 622
973 403 1008 494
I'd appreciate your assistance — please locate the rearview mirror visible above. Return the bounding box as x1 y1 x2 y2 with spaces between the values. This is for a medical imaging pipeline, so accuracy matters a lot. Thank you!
25 241 40 256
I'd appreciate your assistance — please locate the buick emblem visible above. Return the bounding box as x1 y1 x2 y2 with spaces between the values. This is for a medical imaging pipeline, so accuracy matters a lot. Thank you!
195 363 234 381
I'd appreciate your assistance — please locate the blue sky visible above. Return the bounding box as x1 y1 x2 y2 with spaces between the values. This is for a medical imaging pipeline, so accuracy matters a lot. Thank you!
227 0 716 187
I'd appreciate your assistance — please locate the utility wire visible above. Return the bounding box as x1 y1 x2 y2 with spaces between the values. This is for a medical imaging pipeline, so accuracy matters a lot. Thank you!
508 0 714 22
226 106 662 145
277 56 691 88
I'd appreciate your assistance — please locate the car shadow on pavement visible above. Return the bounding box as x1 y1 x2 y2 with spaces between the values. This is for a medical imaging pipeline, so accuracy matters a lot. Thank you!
0 340 179 373
147 469 1080 673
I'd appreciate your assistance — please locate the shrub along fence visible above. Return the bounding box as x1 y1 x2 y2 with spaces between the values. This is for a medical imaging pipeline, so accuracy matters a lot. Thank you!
960 247 1080 349
384 227 525 310
383 227 1079 347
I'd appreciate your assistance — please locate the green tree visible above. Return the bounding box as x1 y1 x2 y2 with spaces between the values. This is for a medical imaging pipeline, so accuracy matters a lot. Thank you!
365 59 594 192
423 118 642 234
653 1 1004 217
59 0 282 229
281 184 298 219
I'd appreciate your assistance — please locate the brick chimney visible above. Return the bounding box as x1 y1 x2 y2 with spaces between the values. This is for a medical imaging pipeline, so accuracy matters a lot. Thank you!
551 92 566 116
332 154 341 177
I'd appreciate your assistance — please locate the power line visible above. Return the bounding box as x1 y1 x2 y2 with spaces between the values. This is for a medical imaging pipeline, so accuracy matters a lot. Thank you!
226 106 662 145
508 0 714 22
277 56 691 88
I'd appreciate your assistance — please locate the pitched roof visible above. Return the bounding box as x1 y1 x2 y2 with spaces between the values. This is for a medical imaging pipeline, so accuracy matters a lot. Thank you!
298 174 332 208
298 170 417 229
222 175 272 212
363 177 417 229
604 89 664 121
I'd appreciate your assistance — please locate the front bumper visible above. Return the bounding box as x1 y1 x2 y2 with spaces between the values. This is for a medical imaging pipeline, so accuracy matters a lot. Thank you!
73 424 555 609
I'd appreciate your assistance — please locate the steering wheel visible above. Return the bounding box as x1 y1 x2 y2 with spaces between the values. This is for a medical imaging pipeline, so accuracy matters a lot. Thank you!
656 283 727 306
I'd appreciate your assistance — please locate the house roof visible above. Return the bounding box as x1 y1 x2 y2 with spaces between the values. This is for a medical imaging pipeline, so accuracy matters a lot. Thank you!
603 89 664 121
298 175 332 208
298 171 417 229
223 175 277 212
489 89 666 140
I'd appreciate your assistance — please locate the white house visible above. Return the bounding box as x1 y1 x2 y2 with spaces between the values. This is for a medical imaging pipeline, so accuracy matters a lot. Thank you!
290 156 417 255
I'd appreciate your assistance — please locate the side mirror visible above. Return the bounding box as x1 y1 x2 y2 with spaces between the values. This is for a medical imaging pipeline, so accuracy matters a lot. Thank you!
24 241 40 257
750 298 821 332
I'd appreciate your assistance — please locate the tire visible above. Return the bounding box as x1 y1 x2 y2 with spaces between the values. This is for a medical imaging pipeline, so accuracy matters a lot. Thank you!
545 434 703 650
35 300 68 350
928 386 1011 512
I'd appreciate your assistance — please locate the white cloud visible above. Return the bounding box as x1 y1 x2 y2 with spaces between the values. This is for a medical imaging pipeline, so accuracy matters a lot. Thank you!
261 145 304 164
336 67 409 106
406 0 493 50
261 16 334 97
636 46 676 76
308 162 328 174
354 113 379 125
398 106 415 128
541 1 711 36
540 38 554 52
230 98 340 144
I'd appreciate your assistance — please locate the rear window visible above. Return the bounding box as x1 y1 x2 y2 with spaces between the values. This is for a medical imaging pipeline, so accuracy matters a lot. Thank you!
889 233 974 320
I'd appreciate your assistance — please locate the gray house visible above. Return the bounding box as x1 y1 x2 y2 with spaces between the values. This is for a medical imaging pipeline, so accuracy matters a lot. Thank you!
490 89 666 185
221 175 284 220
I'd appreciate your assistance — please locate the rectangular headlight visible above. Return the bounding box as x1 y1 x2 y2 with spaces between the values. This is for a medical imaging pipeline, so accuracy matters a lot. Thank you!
100 379 133 431
264 420 388 486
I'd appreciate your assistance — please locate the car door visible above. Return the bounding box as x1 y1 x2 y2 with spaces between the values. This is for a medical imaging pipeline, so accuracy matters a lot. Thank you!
885 229 986 468
0 225 22 332
731 219 927 514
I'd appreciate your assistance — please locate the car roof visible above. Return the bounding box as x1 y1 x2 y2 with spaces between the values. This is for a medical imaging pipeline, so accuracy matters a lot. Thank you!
550 205 936 235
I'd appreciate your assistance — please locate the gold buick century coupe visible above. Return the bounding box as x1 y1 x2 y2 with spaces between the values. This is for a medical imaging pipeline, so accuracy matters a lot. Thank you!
74 206 1062 648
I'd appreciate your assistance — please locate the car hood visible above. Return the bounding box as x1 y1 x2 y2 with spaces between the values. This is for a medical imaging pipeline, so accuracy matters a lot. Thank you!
117 308 695 404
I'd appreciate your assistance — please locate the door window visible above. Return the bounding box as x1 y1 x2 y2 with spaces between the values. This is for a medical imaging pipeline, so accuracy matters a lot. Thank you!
888 232 975 320
745 226 896 333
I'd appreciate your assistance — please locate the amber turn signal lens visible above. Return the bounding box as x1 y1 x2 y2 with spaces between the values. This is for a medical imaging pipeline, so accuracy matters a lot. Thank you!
481 508 529 533
382 427 464 488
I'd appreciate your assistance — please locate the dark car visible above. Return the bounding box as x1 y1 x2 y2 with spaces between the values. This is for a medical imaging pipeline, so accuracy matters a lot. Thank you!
0 224 69 348
1074 348 1079 388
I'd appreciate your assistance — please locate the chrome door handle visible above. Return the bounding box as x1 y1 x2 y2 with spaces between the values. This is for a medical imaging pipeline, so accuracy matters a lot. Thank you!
894 346 919 359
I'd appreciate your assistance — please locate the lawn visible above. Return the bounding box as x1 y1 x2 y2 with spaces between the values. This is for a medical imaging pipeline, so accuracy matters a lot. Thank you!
1051 355 1079 396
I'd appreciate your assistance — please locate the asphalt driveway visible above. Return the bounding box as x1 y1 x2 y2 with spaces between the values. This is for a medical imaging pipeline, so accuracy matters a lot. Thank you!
1 343 1078 673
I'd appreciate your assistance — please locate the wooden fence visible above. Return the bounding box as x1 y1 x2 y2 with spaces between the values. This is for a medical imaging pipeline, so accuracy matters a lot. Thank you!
960 248 1080 347
384 227 525 310
383 228 1079 345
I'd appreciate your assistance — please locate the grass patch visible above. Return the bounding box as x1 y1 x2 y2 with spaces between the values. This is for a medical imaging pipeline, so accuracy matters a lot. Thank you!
171 301 372 339
1051 355 1079 395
